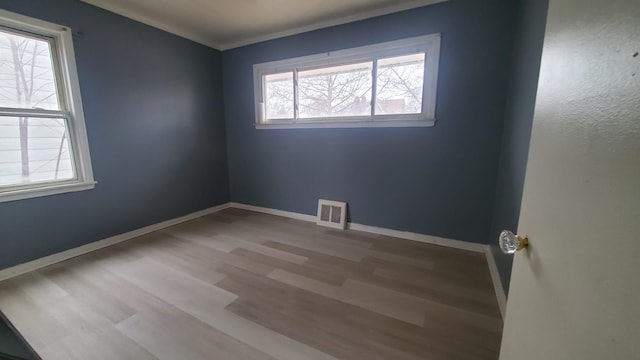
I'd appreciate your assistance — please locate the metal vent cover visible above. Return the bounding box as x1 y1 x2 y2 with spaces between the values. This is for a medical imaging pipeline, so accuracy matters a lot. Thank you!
316 199 347 229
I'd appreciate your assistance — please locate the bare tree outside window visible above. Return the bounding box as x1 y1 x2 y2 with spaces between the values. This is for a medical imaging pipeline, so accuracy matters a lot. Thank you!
0 29 73 187
376 53 425 115
264 72 294 119
298 62 372 118
261 54 427 122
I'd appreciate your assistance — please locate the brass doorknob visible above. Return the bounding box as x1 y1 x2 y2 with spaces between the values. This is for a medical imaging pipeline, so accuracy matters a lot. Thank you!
499 230 528 254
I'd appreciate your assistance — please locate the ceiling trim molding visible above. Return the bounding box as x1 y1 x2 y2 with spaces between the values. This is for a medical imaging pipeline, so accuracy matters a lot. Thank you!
218 0 448 50
81 0 222 49
81 0 448 51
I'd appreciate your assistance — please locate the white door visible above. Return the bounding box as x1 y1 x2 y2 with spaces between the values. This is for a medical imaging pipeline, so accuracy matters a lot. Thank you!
499 0 640 359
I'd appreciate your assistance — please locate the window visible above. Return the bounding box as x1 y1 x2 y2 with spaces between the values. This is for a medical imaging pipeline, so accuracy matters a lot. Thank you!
0 9 95 202
253 34 441 129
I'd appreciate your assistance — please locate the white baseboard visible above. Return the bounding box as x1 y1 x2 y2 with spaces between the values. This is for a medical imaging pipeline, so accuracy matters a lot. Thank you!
0 203 231 282
230 202 486 253
485 246 507 318
230 202 317 222
347 222 486 253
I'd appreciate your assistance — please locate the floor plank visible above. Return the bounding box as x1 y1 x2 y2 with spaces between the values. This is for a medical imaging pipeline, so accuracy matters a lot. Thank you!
0 209 502 359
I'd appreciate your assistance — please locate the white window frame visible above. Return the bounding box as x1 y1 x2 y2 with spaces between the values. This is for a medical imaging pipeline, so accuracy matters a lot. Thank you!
0 9 95 203
253 33 441 129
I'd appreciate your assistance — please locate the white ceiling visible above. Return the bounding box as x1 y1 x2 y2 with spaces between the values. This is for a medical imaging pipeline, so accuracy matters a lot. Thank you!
80 0 446 50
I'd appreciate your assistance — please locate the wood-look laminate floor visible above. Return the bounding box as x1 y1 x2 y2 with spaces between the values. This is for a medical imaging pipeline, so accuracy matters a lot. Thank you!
0 209 503 360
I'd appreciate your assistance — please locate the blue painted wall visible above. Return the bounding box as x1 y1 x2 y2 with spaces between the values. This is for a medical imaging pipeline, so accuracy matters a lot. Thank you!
0 0 547 278
223 0 517 244
489 0 549 293
0 0 229 270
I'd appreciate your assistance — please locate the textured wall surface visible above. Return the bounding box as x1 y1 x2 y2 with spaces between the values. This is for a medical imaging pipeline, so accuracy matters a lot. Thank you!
501 0 640 356
223 0 517 244
0 0 229 270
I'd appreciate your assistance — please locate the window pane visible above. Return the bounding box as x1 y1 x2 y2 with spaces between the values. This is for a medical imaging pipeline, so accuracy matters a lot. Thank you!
298 62 372 119
264 72 294 120
375 53 425 115
0 116 74 187
0 29 61 110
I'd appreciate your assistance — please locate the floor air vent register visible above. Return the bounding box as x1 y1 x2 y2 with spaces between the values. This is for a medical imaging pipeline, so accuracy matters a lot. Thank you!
316 199 347 230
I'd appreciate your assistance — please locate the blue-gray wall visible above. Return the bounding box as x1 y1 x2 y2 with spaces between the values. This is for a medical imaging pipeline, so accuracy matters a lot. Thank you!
0 0 229 270
0 0 548 282
223 0 517 244
489 0 549 293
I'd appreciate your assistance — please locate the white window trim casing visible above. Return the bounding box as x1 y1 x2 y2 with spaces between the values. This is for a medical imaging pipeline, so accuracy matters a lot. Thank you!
253 33 441 129
0 9 96 203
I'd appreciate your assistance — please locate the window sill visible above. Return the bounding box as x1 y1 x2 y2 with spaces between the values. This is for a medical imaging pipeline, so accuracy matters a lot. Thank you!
0 180 97 203
255 118 436 130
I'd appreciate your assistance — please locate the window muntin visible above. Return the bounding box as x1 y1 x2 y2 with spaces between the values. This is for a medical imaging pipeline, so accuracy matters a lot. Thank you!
0 9 95 202
254 34 441 129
